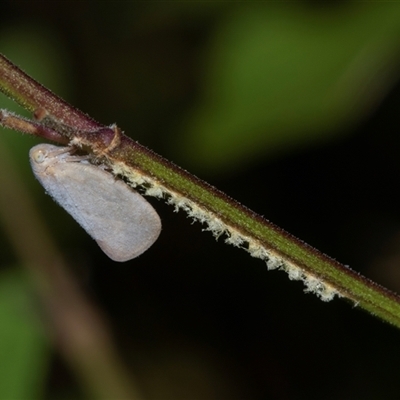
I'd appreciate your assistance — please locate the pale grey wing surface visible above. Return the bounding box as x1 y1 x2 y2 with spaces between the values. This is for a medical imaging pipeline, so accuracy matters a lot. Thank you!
30 144 161 262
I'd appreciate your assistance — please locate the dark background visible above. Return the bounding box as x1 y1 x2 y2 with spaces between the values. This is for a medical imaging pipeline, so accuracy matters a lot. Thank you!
0 2 400 399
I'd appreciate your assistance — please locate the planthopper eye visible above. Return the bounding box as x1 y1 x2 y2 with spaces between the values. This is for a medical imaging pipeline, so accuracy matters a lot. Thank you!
32 148 48 164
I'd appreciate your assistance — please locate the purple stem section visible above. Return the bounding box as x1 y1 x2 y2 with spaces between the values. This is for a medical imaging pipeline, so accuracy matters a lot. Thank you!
0 54 103 132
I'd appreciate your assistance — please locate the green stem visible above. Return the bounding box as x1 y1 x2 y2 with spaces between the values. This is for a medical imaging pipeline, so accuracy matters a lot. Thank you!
0 53 399 328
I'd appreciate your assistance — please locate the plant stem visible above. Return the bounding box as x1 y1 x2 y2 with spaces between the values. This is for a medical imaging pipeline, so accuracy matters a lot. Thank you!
0 53 399 328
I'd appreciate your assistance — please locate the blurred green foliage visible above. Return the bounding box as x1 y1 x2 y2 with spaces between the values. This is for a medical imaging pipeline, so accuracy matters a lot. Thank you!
0 270 48 400
179 4 400 172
